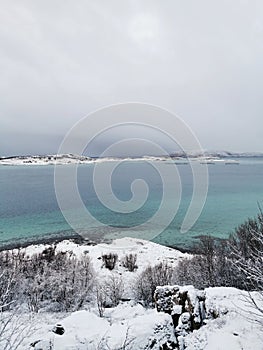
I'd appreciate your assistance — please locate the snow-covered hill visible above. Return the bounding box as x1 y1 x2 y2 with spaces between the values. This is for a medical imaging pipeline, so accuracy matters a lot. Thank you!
2 237 262 350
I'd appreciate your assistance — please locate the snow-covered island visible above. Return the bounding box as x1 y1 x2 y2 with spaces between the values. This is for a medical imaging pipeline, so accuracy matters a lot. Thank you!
0 237 262 350
0 154 171 166
1 151 262 166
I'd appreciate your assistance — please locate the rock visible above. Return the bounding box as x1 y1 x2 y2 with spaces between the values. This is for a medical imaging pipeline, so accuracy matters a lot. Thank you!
160 340 178 349
154 285 207 349
52 323 65 335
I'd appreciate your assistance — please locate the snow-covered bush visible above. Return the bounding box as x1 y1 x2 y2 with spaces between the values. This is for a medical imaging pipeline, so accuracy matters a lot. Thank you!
0 247 95 313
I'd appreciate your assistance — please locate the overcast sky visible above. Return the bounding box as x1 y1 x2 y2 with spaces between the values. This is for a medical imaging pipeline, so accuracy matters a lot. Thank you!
1 0 263 156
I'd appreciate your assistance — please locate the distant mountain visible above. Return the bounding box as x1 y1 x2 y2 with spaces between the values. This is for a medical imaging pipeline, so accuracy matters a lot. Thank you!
170 150 263 158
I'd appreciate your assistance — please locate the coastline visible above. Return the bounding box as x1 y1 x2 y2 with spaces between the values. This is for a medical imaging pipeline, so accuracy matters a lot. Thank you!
0 231 200 254
0 232 96 252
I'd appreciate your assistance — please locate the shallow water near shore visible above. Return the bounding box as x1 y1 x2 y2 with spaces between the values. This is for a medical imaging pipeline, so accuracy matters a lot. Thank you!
1 158 263 250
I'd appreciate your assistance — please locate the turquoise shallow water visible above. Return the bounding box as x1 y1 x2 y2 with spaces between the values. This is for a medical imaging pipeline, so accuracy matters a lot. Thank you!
0 158 263 249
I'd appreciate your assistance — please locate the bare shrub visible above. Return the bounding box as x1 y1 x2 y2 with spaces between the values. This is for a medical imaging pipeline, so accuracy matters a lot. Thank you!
0 270 19 311
229 212 263 260
0 248 95 313
122 254 137 272
103 273 124 307
174 213 263 293
229 212 263 321
95 283 106 317
101 253 118 270
134 262 173 307
174 238 235 289
229 212 263 290
174 256 209 289
0 271 34 350
96 327 134 350
197 236 215 285
43 254 94 312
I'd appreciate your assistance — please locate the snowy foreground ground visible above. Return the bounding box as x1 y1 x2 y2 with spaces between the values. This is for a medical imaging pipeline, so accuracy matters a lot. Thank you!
2 237 263 350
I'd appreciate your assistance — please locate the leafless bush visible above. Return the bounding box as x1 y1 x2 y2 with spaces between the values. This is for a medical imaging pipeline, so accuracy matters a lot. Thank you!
229 212 263 290
197 236 215 285
101 253 118 270
96 327 134 350
103 274 124 307
0 271 35 350
0 310 34 350
174 238 235 289
0 248 95 313
174 212 263 294
230 214 263 321
122 254 137 272
95 283 107 317
134 262 173 307
174 256 209 289
0 270 19 311
114 327 135 350
43 254 94 312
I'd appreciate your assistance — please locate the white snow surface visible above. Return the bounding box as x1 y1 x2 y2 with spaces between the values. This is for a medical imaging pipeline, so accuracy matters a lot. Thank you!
26 305 173 350
185 287 263 350
3 237 263 349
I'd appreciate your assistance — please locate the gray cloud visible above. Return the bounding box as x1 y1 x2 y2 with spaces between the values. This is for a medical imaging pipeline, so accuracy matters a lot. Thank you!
1 0 263 155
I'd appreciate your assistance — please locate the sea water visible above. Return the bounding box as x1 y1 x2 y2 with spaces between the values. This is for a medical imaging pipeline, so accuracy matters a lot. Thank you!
0 158 263 249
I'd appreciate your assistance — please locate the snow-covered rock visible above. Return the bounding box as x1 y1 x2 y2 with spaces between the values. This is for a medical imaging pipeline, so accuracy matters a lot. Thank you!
27 304 175 350
155 285 207 349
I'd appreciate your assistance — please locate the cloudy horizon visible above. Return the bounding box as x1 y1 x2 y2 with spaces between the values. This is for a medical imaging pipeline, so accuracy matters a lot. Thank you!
1 1 263 156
